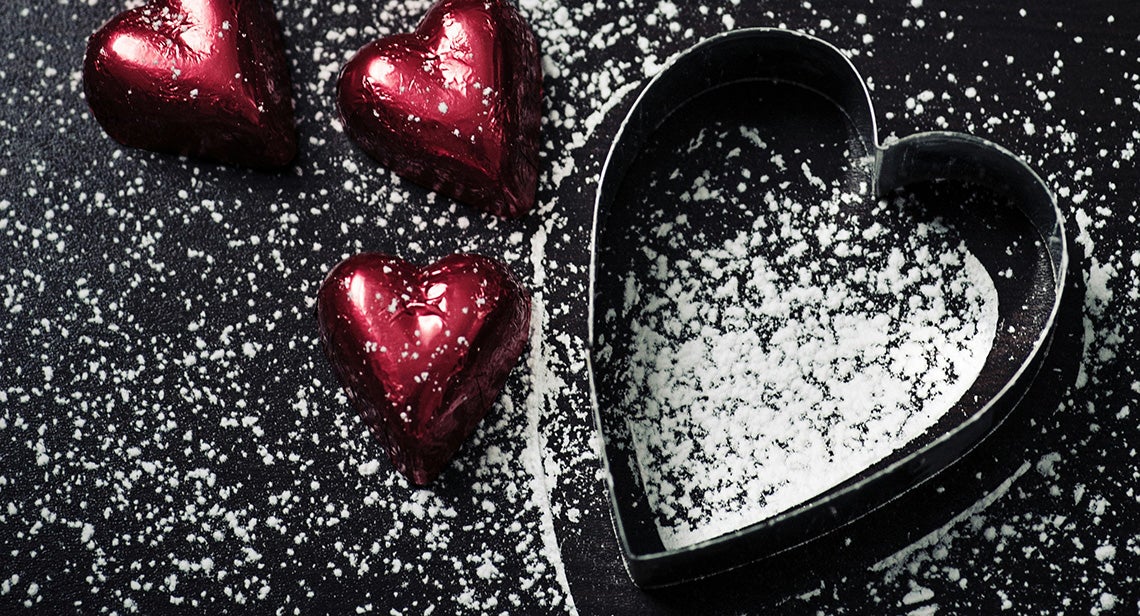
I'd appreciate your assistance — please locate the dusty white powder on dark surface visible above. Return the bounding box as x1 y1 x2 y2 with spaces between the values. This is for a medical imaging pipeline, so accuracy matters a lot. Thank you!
613 132 999 547
624 209 998 548
2 0 1137 614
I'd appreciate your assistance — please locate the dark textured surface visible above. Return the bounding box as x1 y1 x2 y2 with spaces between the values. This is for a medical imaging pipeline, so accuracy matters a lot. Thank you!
2 0 1138 614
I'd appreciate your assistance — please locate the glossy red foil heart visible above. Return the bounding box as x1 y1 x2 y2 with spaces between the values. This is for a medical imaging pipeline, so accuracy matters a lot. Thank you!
83 0 297 169
336 0 542 218
316 253 531 485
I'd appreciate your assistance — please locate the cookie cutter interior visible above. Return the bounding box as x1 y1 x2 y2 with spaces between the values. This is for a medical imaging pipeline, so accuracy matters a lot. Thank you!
587 28 1067 588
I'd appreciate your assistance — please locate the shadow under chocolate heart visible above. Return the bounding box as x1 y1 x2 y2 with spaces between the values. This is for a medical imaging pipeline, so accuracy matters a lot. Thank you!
588 29 1066 588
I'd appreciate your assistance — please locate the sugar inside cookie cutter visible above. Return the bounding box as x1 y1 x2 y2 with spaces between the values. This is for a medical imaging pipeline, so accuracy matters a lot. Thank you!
588 28 1067 588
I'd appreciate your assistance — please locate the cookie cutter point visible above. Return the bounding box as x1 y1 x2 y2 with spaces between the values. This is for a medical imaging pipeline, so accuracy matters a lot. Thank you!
589 28 1066 588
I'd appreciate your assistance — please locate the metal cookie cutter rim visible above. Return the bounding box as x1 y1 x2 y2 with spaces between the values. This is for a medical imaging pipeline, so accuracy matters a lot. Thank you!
587 27 1068 588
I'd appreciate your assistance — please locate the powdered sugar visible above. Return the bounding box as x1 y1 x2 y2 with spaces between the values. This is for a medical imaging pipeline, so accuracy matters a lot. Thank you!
627 218 996 546
602 118 999 548
2 0 1137 613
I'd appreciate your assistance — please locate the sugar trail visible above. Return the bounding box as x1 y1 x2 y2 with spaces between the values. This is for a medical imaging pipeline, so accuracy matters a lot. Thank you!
522 222 577 613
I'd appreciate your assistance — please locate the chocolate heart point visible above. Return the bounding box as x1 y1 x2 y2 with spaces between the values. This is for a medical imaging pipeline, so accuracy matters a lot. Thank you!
317 254 531 485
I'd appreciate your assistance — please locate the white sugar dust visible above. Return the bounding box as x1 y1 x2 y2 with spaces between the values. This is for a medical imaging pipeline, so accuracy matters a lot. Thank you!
616 176 1000 550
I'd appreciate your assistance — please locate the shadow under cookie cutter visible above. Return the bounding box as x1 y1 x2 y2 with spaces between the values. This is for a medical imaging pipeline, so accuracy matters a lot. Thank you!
587 28 1067 588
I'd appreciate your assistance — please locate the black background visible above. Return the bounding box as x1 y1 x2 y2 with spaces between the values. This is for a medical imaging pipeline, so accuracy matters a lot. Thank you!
2 0 1138 614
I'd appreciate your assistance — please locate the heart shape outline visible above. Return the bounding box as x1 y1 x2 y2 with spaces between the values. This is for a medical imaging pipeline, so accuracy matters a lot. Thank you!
83 0 297 169
316 253 531 485
336 0 543 218
587 28 1068 587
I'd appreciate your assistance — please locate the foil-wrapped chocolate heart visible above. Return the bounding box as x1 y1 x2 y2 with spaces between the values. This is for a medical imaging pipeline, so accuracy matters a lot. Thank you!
317 253 531 485
83 0 297 169
336 0 543 218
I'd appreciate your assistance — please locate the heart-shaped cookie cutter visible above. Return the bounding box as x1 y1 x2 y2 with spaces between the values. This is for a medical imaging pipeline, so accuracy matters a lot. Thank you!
587 28 1067 588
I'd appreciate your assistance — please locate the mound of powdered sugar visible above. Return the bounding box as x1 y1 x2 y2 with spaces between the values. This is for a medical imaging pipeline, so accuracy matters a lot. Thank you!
610 127 1000 549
